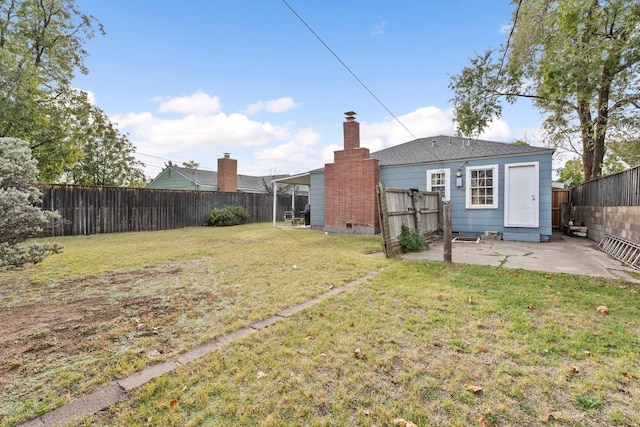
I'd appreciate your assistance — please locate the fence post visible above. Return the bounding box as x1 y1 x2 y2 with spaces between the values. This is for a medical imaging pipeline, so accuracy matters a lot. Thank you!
377 183 392 258
443 201 452 263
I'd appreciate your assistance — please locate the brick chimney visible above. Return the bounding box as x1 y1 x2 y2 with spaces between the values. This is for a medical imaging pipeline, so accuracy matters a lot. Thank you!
343 110 359 151
324 111 380 234
217 153 237 192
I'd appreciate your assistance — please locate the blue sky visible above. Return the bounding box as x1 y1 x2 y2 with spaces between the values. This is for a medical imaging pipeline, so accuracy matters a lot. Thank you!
73 0 548 178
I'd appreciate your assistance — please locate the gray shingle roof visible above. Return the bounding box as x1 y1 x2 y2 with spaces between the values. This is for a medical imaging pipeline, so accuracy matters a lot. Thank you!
170 166 287 192
370 135 554 166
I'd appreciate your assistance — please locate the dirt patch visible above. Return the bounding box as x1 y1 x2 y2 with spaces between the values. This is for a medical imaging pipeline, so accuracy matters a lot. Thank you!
0 266 182 388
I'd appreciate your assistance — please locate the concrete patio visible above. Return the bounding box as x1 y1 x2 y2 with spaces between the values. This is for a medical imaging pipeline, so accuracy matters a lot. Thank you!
402 232 640 283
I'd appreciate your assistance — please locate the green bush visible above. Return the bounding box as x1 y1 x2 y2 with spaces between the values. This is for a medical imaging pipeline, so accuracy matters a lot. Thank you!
398 224 427 253
207 205 250 226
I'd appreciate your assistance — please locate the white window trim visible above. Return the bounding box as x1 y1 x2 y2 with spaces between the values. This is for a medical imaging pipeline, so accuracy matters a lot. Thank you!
426 168 450 201
465 164 499 209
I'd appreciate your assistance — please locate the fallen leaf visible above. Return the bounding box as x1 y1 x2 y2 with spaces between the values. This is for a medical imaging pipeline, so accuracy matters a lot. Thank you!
436 294 443 300
464 384 483 393
169 399 178 409
596 305 609 314
477 415 488 425
393 417 408 426
622 372 634 380
583 350 592 356
350 322 355 327
354 348 367 360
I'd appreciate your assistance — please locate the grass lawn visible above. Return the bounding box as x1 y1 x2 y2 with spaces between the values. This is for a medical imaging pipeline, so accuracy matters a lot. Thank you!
2 224 639 426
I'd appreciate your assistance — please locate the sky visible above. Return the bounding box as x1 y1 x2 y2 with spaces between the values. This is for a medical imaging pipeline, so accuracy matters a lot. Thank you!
73 0 551 179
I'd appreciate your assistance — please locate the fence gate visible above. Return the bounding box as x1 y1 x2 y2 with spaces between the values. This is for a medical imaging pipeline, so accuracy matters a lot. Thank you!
552 188 570 229
377 183 441 257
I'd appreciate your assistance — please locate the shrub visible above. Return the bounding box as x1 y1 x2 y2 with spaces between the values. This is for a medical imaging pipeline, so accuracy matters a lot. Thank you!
0 137 63 267
398 224 427 253
207 205 250 226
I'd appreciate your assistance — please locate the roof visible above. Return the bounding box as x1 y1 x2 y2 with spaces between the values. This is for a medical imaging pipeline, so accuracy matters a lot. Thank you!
152 166 288 192
370 135 555 167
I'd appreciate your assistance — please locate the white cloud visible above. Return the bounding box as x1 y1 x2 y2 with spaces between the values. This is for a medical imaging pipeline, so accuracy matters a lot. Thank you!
114 98 530 178
478 118 512 141
85 90 97 105
154 90 222 115
361 106 456 149
114 111 289 153
250 128 323 175
246 97 300 115
371 20 388 36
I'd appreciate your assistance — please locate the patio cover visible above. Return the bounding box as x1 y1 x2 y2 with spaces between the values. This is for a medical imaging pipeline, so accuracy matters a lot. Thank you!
271 172 311 226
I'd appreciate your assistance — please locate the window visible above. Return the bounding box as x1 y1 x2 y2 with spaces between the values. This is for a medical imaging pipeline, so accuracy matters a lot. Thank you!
426 169 450 201
465 165 498 209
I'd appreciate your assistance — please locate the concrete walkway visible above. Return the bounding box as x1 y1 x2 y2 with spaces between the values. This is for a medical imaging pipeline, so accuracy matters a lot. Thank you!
20 272 380 427
402 232 640 283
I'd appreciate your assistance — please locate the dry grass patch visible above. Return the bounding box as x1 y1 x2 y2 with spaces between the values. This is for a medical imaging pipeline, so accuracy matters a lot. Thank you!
0 224 384 427
76 260 639 427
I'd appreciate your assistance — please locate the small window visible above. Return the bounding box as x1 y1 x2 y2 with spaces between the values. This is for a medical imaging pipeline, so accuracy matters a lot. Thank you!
426 169 450 201
466 165 498 209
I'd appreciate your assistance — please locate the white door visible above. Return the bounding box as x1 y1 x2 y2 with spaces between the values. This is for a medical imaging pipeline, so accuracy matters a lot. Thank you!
504 162 539 227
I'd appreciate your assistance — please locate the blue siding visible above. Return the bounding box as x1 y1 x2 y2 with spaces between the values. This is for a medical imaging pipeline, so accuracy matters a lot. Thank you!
378 153 554 241
310 172 324 227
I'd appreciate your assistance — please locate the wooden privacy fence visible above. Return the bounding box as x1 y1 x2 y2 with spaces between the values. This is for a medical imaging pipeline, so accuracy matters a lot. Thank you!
377 184 441 257
569 165 640 244
571 165 640 206
38 184 307 237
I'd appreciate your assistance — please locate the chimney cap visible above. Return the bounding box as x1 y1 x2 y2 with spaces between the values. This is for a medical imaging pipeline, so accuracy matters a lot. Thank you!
344 111 357 118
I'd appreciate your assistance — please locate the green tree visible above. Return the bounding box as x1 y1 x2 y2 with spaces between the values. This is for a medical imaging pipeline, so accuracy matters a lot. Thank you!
65 106 148 186
182 160 200 169
0 0 104 181
0 137 63 267
556 158 585 188
449 0 640 182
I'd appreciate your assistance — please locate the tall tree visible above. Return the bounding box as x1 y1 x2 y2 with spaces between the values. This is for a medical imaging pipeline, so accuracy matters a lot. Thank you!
0 0 104 180
65 105 148 187
449 0 640 181
0 137 62 267
182 160 200 169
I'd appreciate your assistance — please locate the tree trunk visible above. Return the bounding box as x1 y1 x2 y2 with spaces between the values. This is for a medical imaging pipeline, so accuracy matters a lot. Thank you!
577 99 597 181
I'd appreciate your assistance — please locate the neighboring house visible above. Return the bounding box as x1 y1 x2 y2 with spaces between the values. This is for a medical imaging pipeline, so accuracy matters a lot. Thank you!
280 112 555 242
147 153 291 194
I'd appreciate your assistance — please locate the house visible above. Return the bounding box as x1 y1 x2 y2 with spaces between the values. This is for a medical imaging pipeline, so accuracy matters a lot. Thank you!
277 112 555 242
147 153 288 194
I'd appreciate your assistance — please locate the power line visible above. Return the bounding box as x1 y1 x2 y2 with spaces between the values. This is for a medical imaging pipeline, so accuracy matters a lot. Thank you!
280 0 419 142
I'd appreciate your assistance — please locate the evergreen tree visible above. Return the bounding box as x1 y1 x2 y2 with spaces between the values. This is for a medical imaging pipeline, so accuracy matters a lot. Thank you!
0 137 62 267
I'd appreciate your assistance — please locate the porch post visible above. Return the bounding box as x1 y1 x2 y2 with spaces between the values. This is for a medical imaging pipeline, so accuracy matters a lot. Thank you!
272 180 278 227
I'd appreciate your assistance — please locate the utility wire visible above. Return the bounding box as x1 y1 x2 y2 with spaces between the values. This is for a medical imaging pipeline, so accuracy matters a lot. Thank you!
281 0 419 143
136 152 213 171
